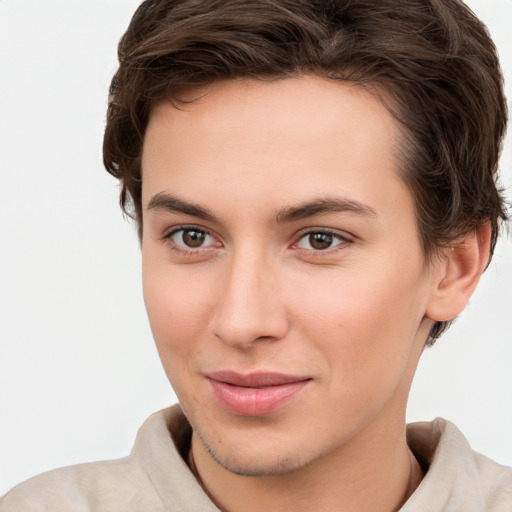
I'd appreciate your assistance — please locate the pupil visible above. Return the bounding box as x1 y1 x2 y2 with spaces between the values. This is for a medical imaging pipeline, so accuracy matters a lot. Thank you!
309 232 332 250
183 230 205 248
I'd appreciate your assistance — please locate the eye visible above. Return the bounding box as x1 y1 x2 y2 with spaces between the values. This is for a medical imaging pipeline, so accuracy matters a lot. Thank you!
295 230 349 251
166 227 218 250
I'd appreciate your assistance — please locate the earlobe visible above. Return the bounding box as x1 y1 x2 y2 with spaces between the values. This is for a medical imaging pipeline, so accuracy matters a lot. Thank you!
426 223 491 322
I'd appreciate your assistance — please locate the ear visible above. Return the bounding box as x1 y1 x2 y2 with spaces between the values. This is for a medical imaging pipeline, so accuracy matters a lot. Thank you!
426 223 491 322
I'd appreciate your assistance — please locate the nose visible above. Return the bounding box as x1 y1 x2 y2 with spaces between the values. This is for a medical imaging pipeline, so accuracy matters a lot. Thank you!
209 251 289 350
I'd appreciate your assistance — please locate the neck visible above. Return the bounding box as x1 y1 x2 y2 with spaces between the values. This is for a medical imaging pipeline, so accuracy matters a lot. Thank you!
189 415 424 512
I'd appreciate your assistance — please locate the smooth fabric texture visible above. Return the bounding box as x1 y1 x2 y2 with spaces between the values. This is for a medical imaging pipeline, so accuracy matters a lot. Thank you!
1 404 511 511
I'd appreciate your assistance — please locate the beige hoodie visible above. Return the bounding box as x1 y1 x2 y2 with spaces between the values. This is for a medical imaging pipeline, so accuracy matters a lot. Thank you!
1 405 511 511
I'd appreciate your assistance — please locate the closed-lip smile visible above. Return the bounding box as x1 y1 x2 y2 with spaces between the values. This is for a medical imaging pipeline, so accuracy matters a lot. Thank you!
206 371 312 416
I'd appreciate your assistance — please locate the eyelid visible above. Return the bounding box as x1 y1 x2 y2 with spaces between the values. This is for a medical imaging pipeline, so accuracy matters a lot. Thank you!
160 224 352 256
162 224 222 251
291 227 353 252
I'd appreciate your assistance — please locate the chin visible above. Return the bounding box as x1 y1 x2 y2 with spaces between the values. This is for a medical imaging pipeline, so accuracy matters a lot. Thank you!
194 426 316 477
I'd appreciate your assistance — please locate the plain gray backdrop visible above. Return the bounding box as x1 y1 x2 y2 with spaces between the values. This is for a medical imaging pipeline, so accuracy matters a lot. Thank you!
1 0 511 495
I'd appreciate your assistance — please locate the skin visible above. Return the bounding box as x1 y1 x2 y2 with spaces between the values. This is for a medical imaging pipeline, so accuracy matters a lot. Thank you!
140 76 486 511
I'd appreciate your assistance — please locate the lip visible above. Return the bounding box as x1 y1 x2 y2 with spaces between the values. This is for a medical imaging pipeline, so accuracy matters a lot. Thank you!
206 371 311 416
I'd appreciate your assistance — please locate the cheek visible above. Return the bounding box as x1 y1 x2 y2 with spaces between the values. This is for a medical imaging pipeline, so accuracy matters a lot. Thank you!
142 259 214 361
294 270 423 339
290 265 428 385
142 267 215 406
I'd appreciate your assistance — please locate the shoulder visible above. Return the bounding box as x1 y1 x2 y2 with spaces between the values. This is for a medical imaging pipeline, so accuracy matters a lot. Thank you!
404 418 512 511
0 456 162 512
471 444 512 510
0 406 191 512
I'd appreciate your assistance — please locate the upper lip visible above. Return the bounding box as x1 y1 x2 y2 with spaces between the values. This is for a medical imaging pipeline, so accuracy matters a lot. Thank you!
206 371 311 388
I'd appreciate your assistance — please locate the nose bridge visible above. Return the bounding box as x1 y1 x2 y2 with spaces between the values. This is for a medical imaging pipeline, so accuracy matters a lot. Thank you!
210 245 288 348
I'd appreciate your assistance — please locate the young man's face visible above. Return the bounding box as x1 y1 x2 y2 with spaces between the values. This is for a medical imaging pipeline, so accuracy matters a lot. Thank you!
141 76 439 476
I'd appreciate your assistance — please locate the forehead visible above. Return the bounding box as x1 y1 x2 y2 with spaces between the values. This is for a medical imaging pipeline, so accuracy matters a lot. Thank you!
141 76 410 221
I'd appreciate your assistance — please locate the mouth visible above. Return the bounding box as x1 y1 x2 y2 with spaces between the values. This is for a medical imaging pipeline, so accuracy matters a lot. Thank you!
206 371 312 416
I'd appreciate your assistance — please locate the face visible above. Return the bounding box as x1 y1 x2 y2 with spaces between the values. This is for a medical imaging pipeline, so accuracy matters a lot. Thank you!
141 76 438 476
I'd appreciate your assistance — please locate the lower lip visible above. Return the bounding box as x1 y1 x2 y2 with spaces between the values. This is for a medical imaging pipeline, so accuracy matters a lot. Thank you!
208 379 310 416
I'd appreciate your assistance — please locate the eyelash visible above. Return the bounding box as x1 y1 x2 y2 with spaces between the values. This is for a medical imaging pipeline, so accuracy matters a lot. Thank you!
292 228 352 255
162 225 220 256
162 226 352 257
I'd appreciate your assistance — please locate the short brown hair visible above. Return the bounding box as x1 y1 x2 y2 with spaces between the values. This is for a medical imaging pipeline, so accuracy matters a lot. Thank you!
103 0 508 343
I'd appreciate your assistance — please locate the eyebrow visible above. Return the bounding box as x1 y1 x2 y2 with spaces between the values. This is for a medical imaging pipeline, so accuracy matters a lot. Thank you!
275 197 377 223
146 192 217 222
146 192 376 224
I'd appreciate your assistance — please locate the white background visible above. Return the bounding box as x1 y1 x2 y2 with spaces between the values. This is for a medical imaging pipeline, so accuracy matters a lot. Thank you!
0 0 511 495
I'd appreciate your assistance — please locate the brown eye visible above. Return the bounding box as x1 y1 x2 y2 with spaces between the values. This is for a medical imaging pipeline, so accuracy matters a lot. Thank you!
181 229 206 247
168 227 216 249
296 230 349 252
308 232 333 250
